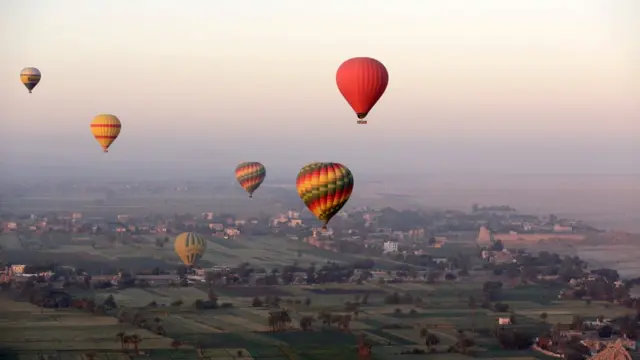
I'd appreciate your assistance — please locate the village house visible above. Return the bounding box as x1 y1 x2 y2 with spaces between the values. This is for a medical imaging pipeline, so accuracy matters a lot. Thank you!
152 224 168 233
304 236 337 252
3 222 17 232
383 241 399 253
201 212 214 220
553 224 573 232
490 250 516 264
209 223 224 231
312 227 333 237
224 228 240 238
288 219 303 227
271 215 288 227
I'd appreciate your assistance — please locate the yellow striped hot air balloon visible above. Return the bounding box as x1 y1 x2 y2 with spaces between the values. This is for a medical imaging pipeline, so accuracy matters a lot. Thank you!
20 67 41 94
174 232 207 267
90 114 121 153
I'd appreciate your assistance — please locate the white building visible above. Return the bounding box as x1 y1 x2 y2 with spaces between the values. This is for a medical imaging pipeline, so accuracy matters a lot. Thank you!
383 241 399 253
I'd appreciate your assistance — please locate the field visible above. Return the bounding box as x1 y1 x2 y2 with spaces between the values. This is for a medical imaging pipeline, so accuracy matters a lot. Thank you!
0 233 379 273
3 273 636 360
2 227 638 360
0 297 177 351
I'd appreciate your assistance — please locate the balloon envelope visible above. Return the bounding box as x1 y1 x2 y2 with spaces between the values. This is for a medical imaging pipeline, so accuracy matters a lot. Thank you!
336 57 388 124
174 232 207 266
296 162 354 229
235 162 266 198
20 67 41 93
90 114 121 153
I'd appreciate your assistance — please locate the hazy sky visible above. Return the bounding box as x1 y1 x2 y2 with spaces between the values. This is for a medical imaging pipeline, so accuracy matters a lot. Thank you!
1 0 638 178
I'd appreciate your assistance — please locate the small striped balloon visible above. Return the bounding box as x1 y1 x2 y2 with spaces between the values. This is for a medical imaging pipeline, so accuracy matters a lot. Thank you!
90 114 121 153
235 162 266 198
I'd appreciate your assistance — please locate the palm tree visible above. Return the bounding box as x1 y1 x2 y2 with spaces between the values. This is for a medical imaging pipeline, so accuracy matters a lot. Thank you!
122 335 132 352
268 312 277 332
130 334 141 354
115 332 125 349
454 330 473 355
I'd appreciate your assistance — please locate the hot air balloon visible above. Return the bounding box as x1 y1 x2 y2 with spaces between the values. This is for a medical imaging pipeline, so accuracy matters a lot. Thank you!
296 162 354 230
336 57 389 124
20 67 41 94
235 162 266 198
90 114 121 153
174 232 207 267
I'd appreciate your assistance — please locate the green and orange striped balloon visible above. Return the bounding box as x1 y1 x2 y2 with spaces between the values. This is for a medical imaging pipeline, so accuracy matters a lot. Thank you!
235 162 266 198
296 162 354 229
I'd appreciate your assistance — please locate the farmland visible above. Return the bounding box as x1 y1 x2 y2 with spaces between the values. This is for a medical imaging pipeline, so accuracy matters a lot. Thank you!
2 273 633 360
1 232 637 359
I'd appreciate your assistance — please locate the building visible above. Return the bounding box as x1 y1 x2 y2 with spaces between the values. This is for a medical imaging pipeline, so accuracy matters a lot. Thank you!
553 224 573 233
4 222 17 231
209 223 224 231
383 241 399 253
289 219 303 227
304 237 337 252
224 228 240 237
202 212 214 220
476 226 585 246
491 251 516 264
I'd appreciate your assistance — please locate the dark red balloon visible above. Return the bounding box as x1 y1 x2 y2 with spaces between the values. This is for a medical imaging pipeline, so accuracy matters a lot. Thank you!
336 57 389 124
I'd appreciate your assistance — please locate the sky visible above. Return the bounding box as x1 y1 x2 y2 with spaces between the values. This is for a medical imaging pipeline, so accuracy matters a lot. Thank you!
0 0 638 178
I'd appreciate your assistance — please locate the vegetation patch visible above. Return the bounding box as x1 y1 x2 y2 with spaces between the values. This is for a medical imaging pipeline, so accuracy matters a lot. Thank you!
216 287 292 297
305 288 385 295
364 329 415 345
206 237 248 250
260 329 359 346
500 286 560 304
388 311 472 319
295 345 361 360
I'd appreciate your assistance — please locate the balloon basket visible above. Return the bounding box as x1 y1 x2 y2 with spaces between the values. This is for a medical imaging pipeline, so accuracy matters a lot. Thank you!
357 120 367 124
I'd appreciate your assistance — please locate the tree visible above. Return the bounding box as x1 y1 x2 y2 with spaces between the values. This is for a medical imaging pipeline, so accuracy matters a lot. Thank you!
540 312 548 323
425 332 440 351
252 297 263 307
490 240 504 252
299 316 314 331
598 325 613 338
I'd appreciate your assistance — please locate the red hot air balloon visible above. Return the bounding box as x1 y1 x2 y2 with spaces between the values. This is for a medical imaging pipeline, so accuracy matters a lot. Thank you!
336 57 389 124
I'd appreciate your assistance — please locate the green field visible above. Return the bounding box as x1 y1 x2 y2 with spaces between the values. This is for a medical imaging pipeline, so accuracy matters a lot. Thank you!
2 232 636 360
